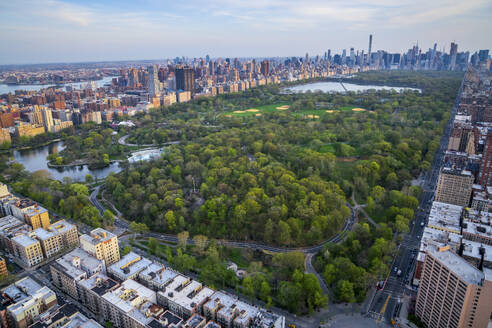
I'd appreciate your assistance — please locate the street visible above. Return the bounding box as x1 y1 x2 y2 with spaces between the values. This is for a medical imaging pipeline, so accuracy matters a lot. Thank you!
366 76 463 324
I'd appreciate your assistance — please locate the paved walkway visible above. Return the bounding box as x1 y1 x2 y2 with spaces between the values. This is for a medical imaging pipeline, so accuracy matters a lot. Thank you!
351 191 379 228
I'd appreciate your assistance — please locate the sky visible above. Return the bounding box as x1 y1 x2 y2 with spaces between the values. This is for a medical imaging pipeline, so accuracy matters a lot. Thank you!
0 0 491 65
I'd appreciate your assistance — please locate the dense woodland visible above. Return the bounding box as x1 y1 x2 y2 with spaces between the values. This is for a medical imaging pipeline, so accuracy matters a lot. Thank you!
105 71 461 247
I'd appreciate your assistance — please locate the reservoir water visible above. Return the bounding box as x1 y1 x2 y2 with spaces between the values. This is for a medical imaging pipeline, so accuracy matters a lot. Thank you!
285 81 421 93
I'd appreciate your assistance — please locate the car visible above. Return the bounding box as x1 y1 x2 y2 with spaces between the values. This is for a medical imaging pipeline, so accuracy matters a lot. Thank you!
394 267 398 273
420 222 425 227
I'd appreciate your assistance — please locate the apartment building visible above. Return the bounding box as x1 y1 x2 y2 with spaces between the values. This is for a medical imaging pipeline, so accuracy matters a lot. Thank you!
0 215 31 254
33 228 63 258
101 279 159 328
47 220 79 249
107 252 152 282
157 275 214 319
78 273 119 316
0 257 7 277
2 278 57 328
0 183 9 199
137 263 177 291
80 228 120 266
11 234 43 267
50 248 106 300
435 167 474 207
416 249 492 328
28 303 102 328
10 199 50 230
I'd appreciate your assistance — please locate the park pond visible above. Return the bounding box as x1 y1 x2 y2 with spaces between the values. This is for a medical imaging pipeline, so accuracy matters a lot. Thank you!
12 140 164 181
284 81 421 93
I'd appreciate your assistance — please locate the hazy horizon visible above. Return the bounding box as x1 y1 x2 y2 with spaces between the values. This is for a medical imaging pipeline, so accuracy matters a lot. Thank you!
1 0 491 65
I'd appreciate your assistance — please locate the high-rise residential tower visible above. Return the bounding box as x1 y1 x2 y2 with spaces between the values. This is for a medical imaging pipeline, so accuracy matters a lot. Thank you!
368 34 373 65
147 65 160 98
175 66 195 94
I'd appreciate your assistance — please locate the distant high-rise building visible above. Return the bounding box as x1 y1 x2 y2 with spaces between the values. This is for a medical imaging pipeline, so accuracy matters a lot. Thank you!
350 48 355 66
175 66 195 94
260 60 270 76
341 49 347 64
478 50 489 62
41 108 54 133
209 60 215 76
450 42 458 70
416 249 492 328
205 54 210 63
368 34 373 65
147 65 160 98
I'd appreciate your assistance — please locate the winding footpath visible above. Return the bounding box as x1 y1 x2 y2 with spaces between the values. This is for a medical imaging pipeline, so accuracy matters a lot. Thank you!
118 134 180 147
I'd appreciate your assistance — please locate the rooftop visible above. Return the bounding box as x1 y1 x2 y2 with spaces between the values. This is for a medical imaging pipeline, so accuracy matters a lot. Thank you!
165 278 214 312
78 273 119 296
0 215 30 237
427 201 463 234
108 252 152 280
102 279 157 326
34 228 58 241
430 248 484 285
80 228 116 245
54 248 105 280
48 220 76 234
138 263 177 289
12 233 39 248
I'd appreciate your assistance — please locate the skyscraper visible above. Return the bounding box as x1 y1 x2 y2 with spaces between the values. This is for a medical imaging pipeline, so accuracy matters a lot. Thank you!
175 66 195 94
450 42 458 70
341 49 347 65
209 60 215 76
350 48 355 66
368 34 373 65
147 65 160 98
260 60 270 76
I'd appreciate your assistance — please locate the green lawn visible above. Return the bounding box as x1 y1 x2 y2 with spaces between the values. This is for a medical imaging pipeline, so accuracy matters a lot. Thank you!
223 104 368 118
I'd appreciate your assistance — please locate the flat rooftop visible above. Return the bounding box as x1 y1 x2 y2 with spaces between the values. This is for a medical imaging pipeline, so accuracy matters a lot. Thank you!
34 228 58 241
54 248 105 279
80 228 116 245
138 262 178 288
108 252 152 280
430 249 484 285
48 219 76 234
427 201 463 234
78 273 119 296
12 233 39 247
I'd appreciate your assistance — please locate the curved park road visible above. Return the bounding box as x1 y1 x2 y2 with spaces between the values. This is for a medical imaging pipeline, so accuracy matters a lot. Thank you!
117 201 357 254
118 134 180 147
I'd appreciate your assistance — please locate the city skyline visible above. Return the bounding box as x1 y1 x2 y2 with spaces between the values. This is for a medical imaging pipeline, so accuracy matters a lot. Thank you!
1 0 491 65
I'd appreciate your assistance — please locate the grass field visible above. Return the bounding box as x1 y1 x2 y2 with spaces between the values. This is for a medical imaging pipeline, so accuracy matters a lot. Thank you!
223 103 368 119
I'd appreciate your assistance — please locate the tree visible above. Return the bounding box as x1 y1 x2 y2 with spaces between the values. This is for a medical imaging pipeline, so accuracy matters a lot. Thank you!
85 174 94 184
70 183 89 196
165 210 177 231
121 245 132 256
177 231 189 248
336 280 356 303
193 235 208 254
103 210 115 226
148 237 158 255
242 276 255 301
129 222 149 238
259 280 271 302
277 220 291 245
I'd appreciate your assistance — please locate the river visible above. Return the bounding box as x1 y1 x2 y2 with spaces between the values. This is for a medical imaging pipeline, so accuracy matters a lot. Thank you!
0 76 117 95
285 81 421 93
12 141 122 181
